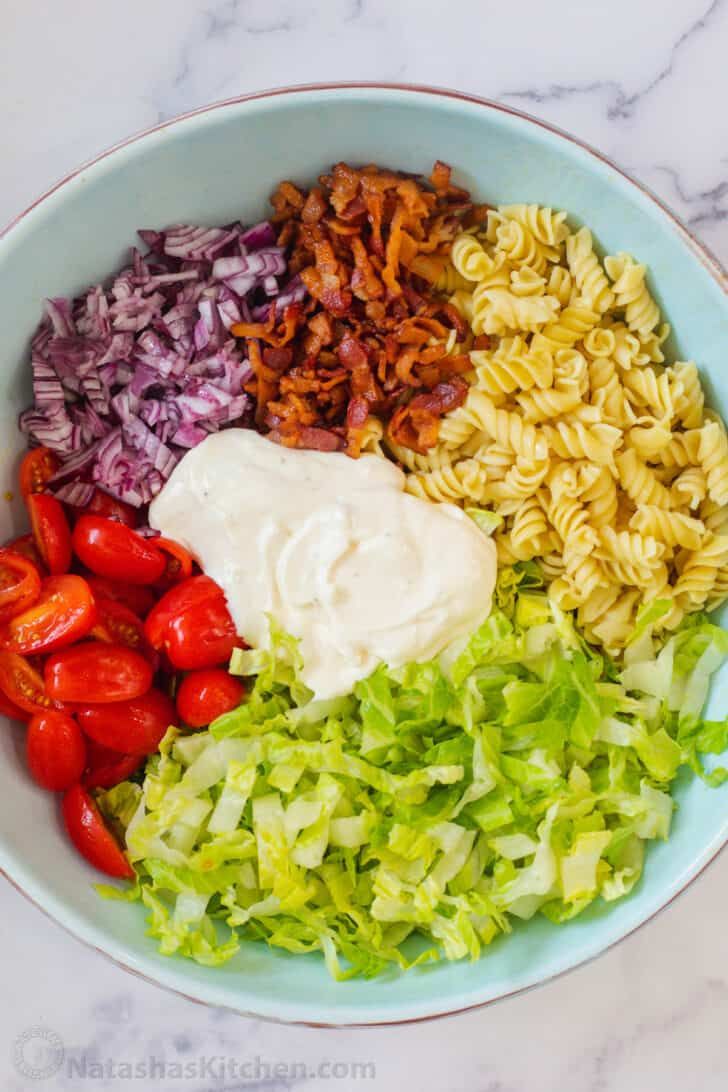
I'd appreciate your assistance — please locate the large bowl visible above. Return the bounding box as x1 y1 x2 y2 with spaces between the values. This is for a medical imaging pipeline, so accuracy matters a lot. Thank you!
0 84 726 1026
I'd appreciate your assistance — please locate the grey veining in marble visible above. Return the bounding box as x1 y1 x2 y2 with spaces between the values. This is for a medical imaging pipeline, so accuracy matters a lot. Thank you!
1 1 727 1088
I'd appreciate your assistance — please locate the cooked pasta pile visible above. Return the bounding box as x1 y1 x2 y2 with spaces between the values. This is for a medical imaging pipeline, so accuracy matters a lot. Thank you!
374 205 728 650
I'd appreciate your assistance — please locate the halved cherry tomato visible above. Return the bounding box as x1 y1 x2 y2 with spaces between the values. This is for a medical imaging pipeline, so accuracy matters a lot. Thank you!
77 688 175 755
72 516 165 585
166 596 238 670
83 489 139 528
0 651 59 715
45 643 153 704
0 575 96 655
27 711 86 791
4 534 45 570
144 575 223 650
176 669 245 728
27 493 72 575
19 447 59 498
85 576 156 618
0 688 28 722
155 537 194 586
61 783 134 878
0 548 41 622
83 739 143 790
91 597 147 651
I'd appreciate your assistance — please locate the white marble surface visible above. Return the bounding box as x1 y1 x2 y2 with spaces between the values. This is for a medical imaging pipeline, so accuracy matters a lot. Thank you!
2 1 727 1088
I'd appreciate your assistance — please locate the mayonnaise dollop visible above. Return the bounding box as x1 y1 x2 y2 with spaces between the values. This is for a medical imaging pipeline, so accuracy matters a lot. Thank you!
149 430 496 699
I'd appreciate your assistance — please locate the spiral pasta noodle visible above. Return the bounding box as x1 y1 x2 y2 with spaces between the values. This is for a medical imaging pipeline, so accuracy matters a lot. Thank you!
670 466 707 510
383 203 728 649
470 337 553 397
698 420 728 505
565 228 614 313
605 253 660 338
629 505 705 551
616 449 673 508
674 534 728 609
404 458 489 505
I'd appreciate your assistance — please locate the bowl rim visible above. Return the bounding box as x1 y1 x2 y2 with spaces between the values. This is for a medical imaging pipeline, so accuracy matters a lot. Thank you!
0 81 726 1028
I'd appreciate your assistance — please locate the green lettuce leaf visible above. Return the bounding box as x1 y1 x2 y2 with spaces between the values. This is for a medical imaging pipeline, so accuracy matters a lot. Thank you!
100 578 728 979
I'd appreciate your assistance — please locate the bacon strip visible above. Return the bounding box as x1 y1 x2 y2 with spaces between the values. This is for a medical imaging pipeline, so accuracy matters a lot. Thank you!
232 162 479 455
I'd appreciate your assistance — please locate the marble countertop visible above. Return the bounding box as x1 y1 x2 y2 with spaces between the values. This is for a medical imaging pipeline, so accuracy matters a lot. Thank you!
2 1 727 1088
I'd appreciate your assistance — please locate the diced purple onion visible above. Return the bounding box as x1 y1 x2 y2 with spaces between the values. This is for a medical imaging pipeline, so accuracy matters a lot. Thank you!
240 221 277 250
19 217 302 507
52 481 95 507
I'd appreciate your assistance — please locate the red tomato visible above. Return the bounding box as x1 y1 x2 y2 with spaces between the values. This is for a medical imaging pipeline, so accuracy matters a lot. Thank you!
4 534 45 570
91 597 147 651
155 537 194 586
26 711 86 791
77 689 175 755
19 447 59 498
0 548 41 622
83 489 139 528
0 651 59 716
45 643 153 704
166 596 238 670
0 688 28 722
85 576 156 618
72 516 166 585
83 740 143 790
144 575 223 650
0 575 96 655
27 493 72 575
176 669 245 728
61 784 134 878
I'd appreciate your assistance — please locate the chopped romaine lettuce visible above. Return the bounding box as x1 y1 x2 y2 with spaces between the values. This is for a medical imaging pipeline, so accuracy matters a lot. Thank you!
98 568 728 978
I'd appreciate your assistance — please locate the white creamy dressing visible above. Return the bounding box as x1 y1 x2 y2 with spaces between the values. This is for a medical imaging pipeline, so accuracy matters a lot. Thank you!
149 430 496 699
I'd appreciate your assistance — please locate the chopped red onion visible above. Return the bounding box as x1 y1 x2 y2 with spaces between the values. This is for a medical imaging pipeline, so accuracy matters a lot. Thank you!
20 218 299 506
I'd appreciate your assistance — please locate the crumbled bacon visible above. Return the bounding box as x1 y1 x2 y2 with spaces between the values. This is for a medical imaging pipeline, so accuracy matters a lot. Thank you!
388 377 469 454
232 162 481 455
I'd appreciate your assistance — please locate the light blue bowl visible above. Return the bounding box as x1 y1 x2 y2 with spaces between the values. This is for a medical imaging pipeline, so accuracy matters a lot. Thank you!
0 84 725 1026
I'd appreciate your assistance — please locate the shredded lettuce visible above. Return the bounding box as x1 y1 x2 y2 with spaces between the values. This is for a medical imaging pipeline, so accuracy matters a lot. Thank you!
98 567 728 978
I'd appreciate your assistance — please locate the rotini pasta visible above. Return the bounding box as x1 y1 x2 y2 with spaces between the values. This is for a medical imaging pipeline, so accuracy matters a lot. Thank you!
581 465 619 528
605 253 660 338
404 458 489 505
596 528 667 587
622 366 676 420
444 390 548 460
544 419 621 465
532 301 600 352
470 336 553 397
616 448 673 508
517 349 587 422
698 419 728 505
451 234 501 283
492 218 550 275
483 457 550 509
498 204 569 250
669 361 704 428
565 227 615 313
377 203 728 650
629 505 705 551
674 534 728 609
470 285 559 337
670 466 707 510
541 488 597 561
510 494 550 559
